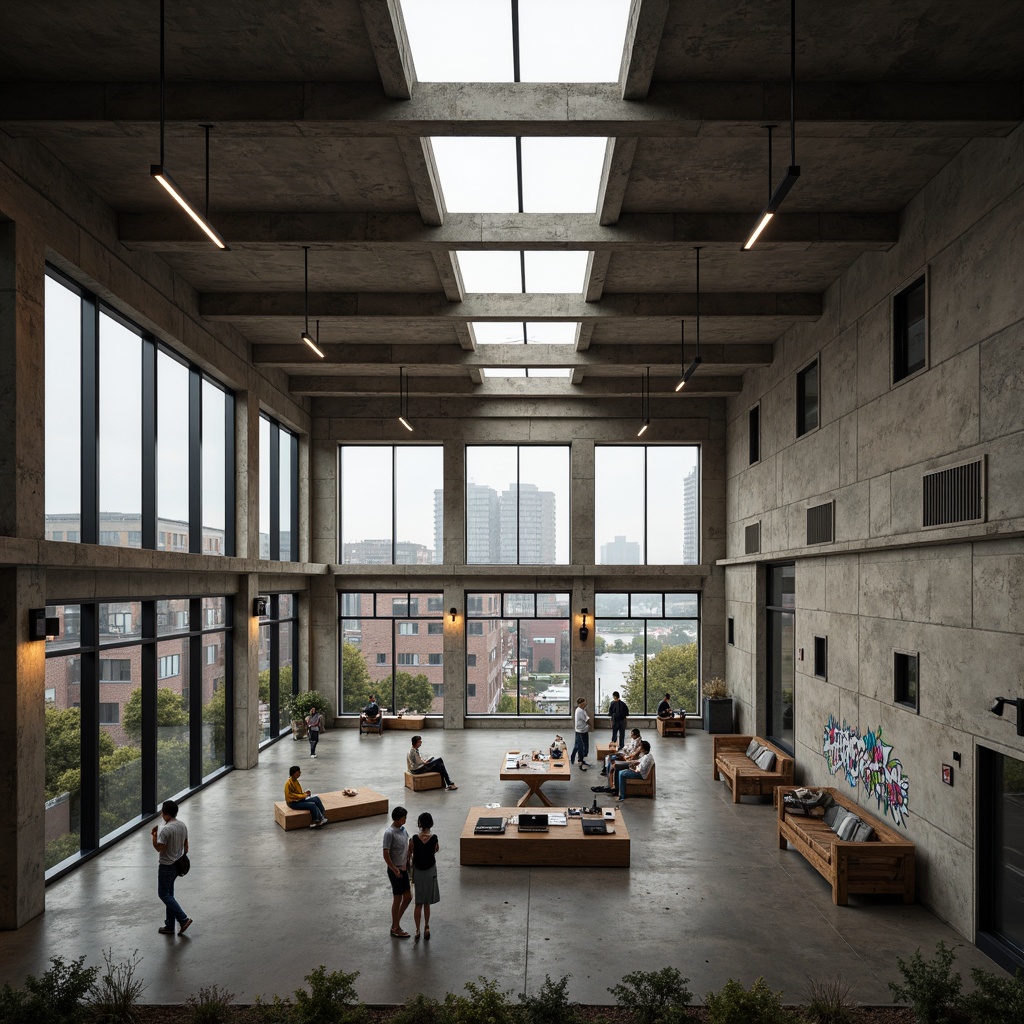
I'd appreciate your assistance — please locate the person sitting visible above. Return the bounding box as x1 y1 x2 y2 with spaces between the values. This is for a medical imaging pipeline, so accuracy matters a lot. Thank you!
549 734 566 758
616 740 654 801
360 695 383 733
407 735 458 791
657 692 673 719
593 728 642 793
284 765 327 827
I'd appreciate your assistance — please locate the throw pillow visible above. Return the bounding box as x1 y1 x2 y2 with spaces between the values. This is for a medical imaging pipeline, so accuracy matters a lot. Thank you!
755 747 777 771
745 738 760 758
823 805 844 830
851 821 875 842
836 812 863 841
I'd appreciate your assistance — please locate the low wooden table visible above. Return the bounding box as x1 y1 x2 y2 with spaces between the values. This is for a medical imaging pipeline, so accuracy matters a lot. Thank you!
383 714 426 731
499 752 571 807
274 788 389 831
657 716 687 737
460 807 630 867
595 742 618 761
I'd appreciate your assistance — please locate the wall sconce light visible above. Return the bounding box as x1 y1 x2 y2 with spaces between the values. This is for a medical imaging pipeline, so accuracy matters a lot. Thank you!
991 696 1024 736
29 609 61 642
253 596 269 618
449 607 457 623
579 608 589 643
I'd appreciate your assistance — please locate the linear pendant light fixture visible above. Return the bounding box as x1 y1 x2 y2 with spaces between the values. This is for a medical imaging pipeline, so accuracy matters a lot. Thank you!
398 367 414 432
675 247 704 391
300 247 325 358
742 0 800 250
637 366 650 437
150 0 229 250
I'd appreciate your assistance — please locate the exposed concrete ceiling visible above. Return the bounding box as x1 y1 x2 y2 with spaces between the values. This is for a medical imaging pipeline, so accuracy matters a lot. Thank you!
0 0 1021 419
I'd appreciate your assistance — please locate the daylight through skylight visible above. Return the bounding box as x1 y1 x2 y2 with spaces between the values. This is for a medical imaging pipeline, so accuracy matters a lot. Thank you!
457 251 590 293
472 322 578 345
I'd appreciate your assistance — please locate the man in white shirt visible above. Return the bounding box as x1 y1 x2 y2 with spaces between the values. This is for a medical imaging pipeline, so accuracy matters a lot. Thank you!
151 799 191 935
570 697 591 770
616 740 654 801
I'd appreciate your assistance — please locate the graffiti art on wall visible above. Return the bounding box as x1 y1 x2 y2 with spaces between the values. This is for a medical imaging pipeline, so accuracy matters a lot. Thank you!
821 715 911 828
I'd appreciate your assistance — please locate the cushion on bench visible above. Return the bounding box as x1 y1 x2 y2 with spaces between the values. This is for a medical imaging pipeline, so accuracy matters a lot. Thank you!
754 747 777 771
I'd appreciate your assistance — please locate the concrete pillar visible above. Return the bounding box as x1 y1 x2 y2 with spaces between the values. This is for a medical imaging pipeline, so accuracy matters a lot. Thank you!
233 573 261 769
570 439 595 566
309 573 338 713
235 386 260 560
0 567 47 929
0 222 45 540
442 439 465 565
571 440 597 714
297 431 311 564
310 436 337 565
572 579 596 714
443 583 463 730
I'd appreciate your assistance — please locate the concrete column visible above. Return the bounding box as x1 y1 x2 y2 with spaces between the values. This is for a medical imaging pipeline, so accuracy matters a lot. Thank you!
570 439 595 565
235 386 260 560
442 439 465 565
442 584 463 730
310 436 337 565
572 579 596 715
297 432 310 563
309 574 337 714
232 573 261 769
0 567 47 929
0 222 45 540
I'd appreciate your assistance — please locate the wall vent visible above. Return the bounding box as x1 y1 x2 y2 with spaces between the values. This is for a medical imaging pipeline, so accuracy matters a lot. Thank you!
806 501 835 545
922 457 985 528
744 522 761 555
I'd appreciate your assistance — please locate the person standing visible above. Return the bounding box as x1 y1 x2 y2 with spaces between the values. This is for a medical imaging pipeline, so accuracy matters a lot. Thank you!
410 811 440 942
152 799 191 936
571 697 591 770
608 690 629 748
305 706 324 758
284 765 328 827
383 805 413 938
407 735 458 791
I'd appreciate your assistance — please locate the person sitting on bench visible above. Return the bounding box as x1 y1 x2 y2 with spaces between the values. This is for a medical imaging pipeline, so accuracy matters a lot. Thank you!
657 692 673 719
361 695 382 726
407 735 458 791
284 765 327 827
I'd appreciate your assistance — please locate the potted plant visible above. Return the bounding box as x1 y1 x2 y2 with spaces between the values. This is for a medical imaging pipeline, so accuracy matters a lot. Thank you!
702 676 734 734
285 690 334 739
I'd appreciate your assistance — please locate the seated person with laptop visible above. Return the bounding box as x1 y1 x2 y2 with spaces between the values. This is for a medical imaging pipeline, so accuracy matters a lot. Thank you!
657 693 673 719
616 740 654 801
407 735 458 791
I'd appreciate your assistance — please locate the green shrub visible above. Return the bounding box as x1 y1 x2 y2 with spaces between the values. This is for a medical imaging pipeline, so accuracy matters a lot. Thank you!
519 975 580 1024
0 955 99 1024
887 942 963 1024
251 993 293 1024
291 966 365 1024
390 992 443 1024
442 978 519 1024
803 975 855 1024
90 948 146 1024
285 690 333 724
184 985 236 1024
608 967 693 1024
960 966 1024 1024
704 978 794 1024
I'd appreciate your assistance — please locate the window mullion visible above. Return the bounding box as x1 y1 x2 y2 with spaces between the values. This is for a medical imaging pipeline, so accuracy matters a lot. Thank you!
141 337 157 550
188 368 202 554
81 293 99 545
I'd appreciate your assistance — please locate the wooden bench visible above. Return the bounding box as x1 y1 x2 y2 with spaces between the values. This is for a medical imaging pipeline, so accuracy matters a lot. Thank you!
712 735 794 803
657 716 687 737
274 788 389 831
404 769 444 791
384 714 426 731
622 763 656 798
777 785 915 906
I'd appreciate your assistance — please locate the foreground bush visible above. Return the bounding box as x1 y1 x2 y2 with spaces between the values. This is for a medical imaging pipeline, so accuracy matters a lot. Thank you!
704 977 794 1024
888 942 963 1024
0 955 99 1024
608 967 693 1024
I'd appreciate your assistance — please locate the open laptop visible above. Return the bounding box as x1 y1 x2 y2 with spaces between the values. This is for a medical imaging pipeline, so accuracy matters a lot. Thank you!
517 813 549 833
474 816 506 834
581 818 608 835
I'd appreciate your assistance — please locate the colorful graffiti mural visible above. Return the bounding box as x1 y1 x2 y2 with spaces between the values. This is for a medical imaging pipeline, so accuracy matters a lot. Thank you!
821 715 911 827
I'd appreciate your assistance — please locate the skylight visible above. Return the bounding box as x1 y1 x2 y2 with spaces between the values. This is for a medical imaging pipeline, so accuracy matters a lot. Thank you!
457 251 590 293
473 322 578 344
482 368 573 379
431 138 519 212
399 1 514 82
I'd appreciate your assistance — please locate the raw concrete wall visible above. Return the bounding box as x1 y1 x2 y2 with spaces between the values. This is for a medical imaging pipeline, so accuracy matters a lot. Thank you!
722 123 1024 938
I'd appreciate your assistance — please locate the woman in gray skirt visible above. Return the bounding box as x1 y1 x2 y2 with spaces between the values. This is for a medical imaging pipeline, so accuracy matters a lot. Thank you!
410 811 440 941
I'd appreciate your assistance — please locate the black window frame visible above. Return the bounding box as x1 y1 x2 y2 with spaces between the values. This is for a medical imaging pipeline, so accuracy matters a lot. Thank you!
260 414 299 562
893 274 928 384
813 635 828 680
893 650 920 712
796 359 819 437
748 404 760 465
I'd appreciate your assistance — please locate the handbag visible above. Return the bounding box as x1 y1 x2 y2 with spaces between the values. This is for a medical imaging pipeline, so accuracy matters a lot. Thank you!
175 853 190 876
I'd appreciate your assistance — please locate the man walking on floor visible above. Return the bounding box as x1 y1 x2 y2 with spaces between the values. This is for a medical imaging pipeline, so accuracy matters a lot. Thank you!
152 799 192 935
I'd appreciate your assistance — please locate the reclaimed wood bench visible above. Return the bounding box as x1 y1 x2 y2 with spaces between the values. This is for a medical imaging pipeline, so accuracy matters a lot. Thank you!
657 716 687 737
622 763 656 798
384 714 426 731
712 735 794 803
595 742 618 761
776 785 915 906
404 769 444 791
274 788 388 831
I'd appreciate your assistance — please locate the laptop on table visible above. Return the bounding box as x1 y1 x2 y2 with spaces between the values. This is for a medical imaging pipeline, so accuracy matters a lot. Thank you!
517 813 550 833
474 816 506 834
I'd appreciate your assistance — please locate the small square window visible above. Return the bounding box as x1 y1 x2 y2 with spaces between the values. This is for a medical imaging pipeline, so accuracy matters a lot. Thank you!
797 360 819 436
376 653 387 665
428 653 443 665
727 617 735 646
748 405 760 465
99 702 120 725
427 622 444 635
467 654 477 667
894 651 919 712
813 636 827 680
467 683 477 697
893 275 927 383
467 622 484 636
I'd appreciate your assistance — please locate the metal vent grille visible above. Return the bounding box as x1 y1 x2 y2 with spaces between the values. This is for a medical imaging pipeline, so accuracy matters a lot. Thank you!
744 522 760 555
922 458 985 528
806 501 834 545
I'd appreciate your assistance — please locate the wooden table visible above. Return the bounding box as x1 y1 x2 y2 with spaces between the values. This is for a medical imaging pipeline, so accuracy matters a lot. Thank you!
657 716 687 736
383 714 425 731
499 751 571 807
460 807 630 867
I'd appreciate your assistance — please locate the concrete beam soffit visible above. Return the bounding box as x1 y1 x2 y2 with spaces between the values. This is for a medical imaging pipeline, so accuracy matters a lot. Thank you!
358 0 416 100
619 0 670 101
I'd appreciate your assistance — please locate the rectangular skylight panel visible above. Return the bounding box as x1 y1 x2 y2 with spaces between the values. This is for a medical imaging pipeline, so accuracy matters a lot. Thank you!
523 251 590 293
473 322 527 344
521 138 608 213
528 369 573 378
524 322 578 344
432 138 519 212
483 368 527 378
399 0 513 82
519 0 630 82
456 251 523 293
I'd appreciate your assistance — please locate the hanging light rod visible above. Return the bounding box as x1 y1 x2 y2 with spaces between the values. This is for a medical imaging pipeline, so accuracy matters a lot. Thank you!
637 366 650 437
300 247 325 358
150 1 228 250
398 366 413 432
742 0 800 251
676 248 704 390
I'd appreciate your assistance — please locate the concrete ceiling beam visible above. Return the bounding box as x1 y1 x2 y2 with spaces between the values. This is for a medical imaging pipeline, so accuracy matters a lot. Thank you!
201 291 822 319
118 211 899 250
358 0 416 100
5 82 1018 138
619 0 671 101
595 137 638 227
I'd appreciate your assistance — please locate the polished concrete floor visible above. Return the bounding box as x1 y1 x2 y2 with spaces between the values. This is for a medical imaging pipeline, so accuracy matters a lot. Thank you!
0 727 1003 1006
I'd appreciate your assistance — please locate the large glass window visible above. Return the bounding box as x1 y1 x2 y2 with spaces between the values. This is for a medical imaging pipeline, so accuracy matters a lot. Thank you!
259 414 298 561
338 593 444 715
339 445 444 564
466 592 570 715
594 593 699 715
595 446 700 565
44 268 235 555
466 446 569 564
766 564 796 752
257 594 299 743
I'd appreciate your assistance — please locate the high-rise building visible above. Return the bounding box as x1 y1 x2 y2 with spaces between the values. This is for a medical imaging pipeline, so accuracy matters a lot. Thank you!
600 534 641 565
499 483 556 564
466 482 500 562
681 465 699 564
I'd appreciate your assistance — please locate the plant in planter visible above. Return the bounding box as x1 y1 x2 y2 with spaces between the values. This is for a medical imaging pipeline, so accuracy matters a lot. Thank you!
702 676 734 734
285 691 334 740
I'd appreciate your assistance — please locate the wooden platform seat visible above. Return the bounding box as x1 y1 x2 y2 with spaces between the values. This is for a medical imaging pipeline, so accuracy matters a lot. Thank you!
595 742 618 761
777 785 915 906
274 788 388 831
713 735 794 803
404 769 444 791
656 716 687 737
384 714 426 731
359 714 383 736
623 763 656 798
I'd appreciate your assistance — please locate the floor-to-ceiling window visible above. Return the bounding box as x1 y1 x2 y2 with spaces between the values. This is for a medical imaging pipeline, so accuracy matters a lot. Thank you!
766 564 796 752
595 593 700 714
259 415 298 561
